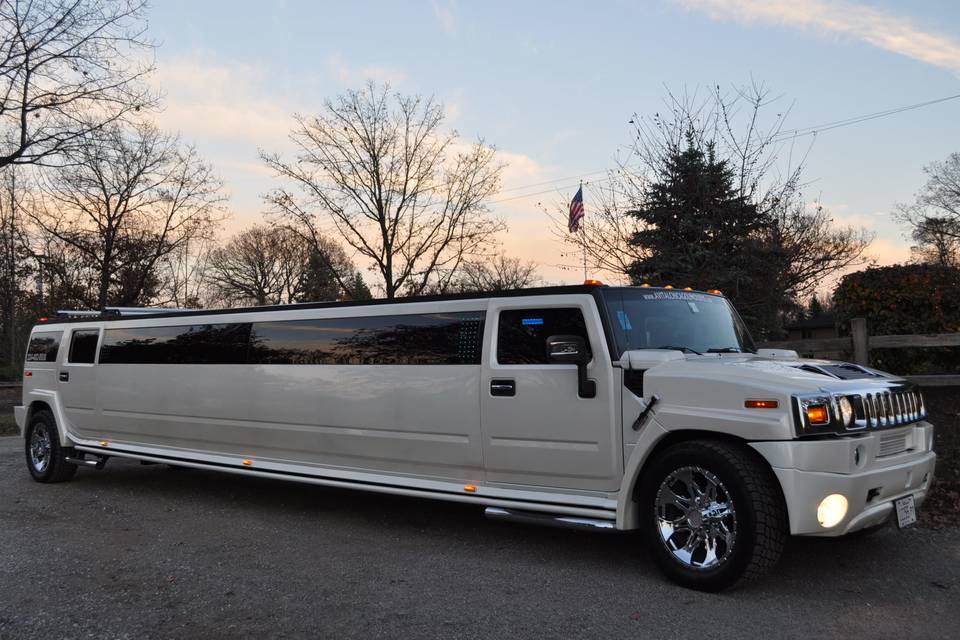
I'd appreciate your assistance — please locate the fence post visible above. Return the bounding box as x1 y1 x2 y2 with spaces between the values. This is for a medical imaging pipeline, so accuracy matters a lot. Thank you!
851 317 869 365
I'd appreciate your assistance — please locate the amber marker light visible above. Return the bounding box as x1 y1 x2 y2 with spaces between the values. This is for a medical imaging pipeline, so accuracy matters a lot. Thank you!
242 459 253 466
683 287 693 291
583 278 604 286
463 485 477 493
806 404 830 424
640 283 651 288
99 441 109 447
663 285 674 289
745 399 779 409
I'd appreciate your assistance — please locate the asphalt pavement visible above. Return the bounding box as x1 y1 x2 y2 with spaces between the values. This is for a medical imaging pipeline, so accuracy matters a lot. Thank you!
1 436 958 640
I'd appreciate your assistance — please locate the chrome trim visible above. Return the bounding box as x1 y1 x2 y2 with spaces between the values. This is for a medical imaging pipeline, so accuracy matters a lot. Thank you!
793 384 926 436
483 507 616 531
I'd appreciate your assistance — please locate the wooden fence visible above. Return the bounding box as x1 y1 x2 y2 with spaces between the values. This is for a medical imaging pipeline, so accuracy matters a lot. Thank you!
760 317 960 387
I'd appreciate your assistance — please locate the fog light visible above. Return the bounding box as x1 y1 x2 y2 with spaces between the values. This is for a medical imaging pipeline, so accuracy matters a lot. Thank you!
817 494 848 528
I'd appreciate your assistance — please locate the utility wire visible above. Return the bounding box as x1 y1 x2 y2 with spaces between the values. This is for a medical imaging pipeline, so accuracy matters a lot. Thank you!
486 92 960 205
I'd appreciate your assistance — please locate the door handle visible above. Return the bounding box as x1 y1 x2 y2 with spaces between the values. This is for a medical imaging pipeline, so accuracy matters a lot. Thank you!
490 379 515 397
58 371 69 382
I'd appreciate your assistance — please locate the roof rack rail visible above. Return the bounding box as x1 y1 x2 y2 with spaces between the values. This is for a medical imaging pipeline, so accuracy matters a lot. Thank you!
55 307 199 319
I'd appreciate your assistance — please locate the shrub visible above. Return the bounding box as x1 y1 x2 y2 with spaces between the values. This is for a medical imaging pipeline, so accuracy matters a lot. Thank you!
832 263 960 374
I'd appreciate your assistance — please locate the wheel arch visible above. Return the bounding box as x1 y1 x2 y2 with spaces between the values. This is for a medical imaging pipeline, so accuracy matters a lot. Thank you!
24 397 72 446
617 427 788 531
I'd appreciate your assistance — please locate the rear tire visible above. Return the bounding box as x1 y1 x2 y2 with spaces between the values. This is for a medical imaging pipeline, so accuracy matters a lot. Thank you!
638 440 787 592
25 410 77 483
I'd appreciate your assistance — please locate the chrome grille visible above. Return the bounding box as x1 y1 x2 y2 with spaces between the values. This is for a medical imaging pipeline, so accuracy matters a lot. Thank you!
878 432 908 457
859 389 925 429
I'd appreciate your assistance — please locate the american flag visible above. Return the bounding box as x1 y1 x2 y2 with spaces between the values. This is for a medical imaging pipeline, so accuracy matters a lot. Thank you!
568 186 584 233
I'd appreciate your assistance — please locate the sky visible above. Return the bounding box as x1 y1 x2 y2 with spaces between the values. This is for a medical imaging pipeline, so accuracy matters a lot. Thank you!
145 0 960 288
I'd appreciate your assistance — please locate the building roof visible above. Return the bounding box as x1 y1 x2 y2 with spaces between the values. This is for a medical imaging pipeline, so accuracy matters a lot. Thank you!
786 312 836 331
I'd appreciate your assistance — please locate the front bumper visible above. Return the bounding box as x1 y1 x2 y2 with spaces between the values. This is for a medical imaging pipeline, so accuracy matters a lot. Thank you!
752 423 936 536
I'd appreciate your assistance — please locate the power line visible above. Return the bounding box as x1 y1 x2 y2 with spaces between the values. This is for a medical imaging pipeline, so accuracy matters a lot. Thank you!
486 92 960 206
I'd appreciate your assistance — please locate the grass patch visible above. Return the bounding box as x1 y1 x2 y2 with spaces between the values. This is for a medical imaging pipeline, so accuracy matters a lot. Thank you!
0 414 19 437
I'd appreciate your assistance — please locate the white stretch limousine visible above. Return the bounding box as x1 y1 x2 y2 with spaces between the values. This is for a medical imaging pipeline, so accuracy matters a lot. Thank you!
15 284 936 591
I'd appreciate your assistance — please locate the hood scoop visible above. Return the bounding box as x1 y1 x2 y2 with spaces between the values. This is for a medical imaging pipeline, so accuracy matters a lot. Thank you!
795 362 880 380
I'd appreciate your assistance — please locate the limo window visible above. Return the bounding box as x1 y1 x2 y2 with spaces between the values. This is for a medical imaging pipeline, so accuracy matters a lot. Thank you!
497 308 591 365
68 329 100 364
25 332 61 363
249 313 484 365
99 323 251 364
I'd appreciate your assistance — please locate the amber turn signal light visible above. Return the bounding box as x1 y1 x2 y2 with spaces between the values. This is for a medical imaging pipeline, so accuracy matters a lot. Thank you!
463 485 477 493
806 404 830 424
744 399 779 409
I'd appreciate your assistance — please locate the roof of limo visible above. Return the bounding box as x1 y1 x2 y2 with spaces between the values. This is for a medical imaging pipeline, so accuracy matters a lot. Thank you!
37 284 725 326
38 284 607 325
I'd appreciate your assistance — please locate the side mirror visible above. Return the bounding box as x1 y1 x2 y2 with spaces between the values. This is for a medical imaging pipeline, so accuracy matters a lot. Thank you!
546 335 596 399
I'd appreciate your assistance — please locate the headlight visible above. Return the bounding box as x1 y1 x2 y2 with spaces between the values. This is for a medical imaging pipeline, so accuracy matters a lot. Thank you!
838 396 854 426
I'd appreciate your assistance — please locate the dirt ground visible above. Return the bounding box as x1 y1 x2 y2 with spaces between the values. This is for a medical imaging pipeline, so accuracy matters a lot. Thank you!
1 437 959 640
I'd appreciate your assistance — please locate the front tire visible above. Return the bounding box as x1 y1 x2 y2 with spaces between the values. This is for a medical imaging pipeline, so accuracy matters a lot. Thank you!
25 410 77 483
639 440 787 592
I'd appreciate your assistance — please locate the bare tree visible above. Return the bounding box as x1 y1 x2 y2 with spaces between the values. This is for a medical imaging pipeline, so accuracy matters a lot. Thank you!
448 253 541 293
0 165 31 364
155 235 215 308
262 82 505 299
0 0 156 168
207 225 309 306
897 152 960 268
207 224 361 307
30 121 225 309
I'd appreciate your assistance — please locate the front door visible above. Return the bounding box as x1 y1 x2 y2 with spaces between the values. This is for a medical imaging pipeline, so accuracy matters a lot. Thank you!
58 327 101 438
480 296 621 492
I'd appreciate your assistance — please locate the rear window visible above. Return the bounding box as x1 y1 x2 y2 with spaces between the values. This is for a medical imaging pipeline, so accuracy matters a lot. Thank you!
497 308 591 365
26 332 62 363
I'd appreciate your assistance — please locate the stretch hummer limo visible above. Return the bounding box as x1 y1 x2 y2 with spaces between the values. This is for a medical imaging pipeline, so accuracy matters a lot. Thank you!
15 284 936 591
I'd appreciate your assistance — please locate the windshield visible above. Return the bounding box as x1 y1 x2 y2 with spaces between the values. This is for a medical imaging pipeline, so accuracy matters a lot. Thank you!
600 288 756 357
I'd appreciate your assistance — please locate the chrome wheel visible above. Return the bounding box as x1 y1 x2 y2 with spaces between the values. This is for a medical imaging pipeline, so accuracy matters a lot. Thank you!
30 425 52 474
655 466 737 570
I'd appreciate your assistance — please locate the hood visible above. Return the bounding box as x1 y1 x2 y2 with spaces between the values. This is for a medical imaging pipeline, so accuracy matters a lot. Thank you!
643 352 905 397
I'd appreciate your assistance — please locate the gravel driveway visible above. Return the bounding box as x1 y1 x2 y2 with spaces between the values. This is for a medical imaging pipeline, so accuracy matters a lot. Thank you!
1 436 958 640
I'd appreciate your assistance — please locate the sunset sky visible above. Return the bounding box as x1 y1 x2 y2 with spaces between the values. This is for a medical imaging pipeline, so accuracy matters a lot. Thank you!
147 0 960 286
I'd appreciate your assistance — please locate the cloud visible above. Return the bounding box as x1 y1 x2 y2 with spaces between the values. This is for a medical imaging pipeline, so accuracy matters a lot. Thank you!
674 0 960 74
325 52 406 86
153 55 293 146
864 237 912 266
432 0 457 34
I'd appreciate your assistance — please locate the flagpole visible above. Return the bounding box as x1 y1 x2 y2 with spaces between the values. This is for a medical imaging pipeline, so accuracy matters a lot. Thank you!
580 181 587 281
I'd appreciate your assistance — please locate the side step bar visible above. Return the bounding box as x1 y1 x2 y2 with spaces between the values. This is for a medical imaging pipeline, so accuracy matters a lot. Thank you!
64 454 109 470
484 507 616 532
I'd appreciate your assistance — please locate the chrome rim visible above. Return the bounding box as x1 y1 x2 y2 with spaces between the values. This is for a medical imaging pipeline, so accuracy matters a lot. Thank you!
655 466 737 570
29 425 52 474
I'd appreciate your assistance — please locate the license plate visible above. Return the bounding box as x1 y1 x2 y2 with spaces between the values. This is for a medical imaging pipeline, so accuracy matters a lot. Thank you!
895 495 917 528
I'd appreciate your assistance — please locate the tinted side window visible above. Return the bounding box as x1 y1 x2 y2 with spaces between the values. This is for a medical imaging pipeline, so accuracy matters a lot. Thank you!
25 332 61 363
68 329 100 364
497 308 591 365
100 323 251 364
249 313 484 365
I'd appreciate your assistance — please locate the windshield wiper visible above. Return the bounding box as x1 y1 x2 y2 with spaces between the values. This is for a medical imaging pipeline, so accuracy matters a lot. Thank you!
653 345 703 355
707 347 745 353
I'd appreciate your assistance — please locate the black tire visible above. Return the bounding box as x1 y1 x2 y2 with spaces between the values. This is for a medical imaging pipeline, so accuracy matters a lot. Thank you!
24 410 77 483
638 439 787 592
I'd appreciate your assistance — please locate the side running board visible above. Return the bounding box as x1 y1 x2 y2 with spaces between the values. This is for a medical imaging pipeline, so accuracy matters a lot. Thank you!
484 507 616 532
64 453 109 470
